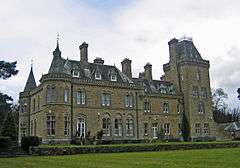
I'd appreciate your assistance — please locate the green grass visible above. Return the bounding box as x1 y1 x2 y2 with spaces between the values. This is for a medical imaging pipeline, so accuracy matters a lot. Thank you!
1 148 240 168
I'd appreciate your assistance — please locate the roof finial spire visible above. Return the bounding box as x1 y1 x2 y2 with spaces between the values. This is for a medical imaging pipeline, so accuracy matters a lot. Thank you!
31 59 33 69
56 33 60 49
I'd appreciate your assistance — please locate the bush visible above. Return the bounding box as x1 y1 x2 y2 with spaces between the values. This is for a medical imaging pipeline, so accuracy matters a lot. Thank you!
21 136 41 151
0 136 12 149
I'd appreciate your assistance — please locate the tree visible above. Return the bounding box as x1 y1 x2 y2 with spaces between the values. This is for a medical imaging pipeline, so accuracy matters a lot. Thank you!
0 61 18 79
1 111 17 140
0 60 18 134
212 88 228 111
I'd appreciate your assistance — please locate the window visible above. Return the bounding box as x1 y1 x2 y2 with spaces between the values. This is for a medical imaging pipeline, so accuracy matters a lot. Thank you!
111 74 117 81
192 86 199 97
198 102 205 114
102 114 111 136
33 98 36 111
196 70 201 81
144 123 148 135
64 115 70 136
144 101 151 113
95 71 102 80
101 93 111 106
20 127 26 137
177 104 181 114
47 85 56 103
201 87 207 98
178 123 182 135
34 119 37 136
114 115 122 136
195 123 201 134
126 115 134 136
203 123 210 134
47 115 56 135
72 71 79 77
20 122 26 137
163 102 169 113
77 118 85 137
125 94 133 108
64 89 69 103
77 91 86 105
163 123 170 135
37 95 40 110
152 123 158 139
30 120 33 136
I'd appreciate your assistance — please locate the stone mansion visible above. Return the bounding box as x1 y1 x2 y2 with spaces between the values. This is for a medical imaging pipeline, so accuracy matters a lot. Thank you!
19 37 216 143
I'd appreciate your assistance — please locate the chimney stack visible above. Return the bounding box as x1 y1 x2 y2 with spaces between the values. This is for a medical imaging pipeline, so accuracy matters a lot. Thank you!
121 58 132 79
79 42 88 63
94 57 104 64
144 63 152 81
168 38 178 62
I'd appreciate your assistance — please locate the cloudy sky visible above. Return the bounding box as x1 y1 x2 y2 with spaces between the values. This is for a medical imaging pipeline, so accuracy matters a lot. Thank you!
0 0 240 107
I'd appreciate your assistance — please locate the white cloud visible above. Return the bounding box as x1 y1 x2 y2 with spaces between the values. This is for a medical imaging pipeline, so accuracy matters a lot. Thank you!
0 0 240 107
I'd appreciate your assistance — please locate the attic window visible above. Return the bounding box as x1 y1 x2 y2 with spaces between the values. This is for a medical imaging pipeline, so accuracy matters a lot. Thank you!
73 71 79 77
95 71 102 80
111 74 117 81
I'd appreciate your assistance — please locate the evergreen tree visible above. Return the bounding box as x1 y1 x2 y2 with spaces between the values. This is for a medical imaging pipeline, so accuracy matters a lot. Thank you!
0 60 18 133
1 111 17 140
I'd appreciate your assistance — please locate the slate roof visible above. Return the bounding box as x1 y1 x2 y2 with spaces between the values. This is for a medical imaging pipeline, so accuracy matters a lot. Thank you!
24 67 37 92
133 78 176 95
177 39 203 61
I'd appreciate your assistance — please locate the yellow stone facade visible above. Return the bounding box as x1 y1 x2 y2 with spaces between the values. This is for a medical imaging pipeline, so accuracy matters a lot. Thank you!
19 37 216 143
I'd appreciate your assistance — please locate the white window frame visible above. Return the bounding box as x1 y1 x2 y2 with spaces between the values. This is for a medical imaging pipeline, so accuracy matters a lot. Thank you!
77 91 86 105
126 116 134 136
64 115 70 136
114 117 122 136
110 74 117 81
95 72 102 80
163 102 169 113
64 89 69 103
102 93 111 106
47 115 55 136
72 71 80 77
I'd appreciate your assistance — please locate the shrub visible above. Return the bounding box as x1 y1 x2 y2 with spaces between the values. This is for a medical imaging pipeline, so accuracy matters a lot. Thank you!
0 136 12 149
21 136 41 151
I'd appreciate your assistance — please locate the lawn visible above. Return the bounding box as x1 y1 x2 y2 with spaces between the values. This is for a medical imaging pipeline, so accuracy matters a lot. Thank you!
1 148 240 168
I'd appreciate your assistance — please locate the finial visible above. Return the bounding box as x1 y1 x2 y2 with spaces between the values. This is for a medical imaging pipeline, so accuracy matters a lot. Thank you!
31 59 33 69
57 33 60 45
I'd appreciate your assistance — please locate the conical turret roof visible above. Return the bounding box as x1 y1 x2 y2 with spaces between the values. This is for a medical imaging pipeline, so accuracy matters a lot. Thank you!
24 66 37 92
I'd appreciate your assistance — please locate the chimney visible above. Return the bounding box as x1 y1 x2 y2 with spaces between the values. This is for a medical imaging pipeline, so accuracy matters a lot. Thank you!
121 58 132 79
168 38 178 62
144 63 152 81
79 42 88 63
94 57 104 64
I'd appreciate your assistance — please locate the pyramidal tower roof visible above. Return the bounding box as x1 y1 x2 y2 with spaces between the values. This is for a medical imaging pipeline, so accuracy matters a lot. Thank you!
24 66 37 92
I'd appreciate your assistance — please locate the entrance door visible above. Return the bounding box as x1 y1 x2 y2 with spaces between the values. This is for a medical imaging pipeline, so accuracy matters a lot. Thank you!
77 118 85 138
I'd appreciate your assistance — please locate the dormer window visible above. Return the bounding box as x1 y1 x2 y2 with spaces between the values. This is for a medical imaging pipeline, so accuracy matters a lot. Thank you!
73 71 79 77
111 74 117 81
95 71 102 80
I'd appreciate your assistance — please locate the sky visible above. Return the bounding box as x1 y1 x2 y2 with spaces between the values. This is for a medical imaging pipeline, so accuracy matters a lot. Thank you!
0 0 240 108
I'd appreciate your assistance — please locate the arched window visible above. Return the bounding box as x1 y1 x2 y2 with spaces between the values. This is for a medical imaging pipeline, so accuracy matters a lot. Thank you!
64 88 69 103
114 114 122 136
47 85 56 103
102 114 111 136
126 115 134 136
77 117 85 137
64 114 70 136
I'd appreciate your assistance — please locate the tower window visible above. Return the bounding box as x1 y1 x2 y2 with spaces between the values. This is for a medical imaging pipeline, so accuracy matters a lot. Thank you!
198 102 205 114
163 102 169 113
195 123 201 134
144 101 151 113
95 71 102 80
192 86 199 97
110 74 117 81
